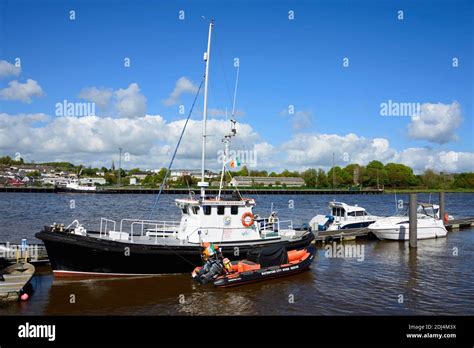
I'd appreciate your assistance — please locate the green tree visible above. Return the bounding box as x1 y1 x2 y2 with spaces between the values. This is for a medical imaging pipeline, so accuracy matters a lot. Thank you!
384 163 418 187
327 166 350 188
317 169 328 188
302 168 318 187
104 173 117 185
452 173 474 189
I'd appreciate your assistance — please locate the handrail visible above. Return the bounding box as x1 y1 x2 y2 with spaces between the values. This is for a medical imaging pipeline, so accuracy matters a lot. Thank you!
186 217 294 243
100 218 116 238
119 218 179 233
130 220 179 243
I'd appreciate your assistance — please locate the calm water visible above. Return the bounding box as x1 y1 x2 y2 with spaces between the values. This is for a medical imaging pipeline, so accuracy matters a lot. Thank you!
0 192 473 315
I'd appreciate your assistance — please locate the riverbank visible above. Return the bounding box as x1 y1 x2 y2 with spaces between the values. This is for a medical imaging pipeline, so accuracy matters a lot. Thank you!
0 186 385 194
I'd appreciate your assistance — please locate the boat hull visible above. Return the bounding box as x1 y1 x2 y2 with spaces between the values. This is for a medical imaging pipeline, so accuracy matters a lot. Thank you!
35 229 314 276
55 187 97 194
370 226 448 240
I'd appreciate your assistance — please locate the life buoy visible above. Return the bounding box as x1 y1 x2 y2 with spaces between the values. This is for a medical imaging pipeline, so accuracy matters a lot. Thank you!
443 213 449 224
241 212 254 227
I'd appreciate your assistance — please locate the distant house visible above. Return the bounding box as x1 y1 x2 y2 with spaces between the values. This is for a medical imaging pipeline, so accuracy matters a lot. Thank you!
229 176 305 187
131 172 149 180
170 169 218 181
129 177 137 185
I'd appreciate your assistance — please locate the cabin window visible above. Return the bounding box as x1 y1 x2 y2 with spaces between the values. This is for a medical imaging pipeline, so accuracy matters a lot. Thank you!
203 206 211 215
192 206 200 215
333 208 345 216
231 206 238 215
181 206 188 214
217 206 225 215
348 212 356 217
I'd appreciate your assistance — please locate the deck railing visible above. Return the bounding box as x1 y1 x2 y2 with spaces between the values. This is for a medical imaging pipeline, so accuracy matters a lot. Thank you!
185 217 294 243
99 218 180 242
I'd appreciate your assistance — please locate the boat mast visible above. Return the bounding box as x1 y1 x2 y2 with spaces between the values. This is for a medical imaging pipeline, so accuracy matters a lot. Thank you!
198 19 214 199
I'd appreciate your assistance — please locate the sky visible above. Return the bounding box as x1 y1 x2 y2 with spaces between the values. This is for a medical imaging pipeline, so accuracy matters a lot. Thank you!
0 0 473 173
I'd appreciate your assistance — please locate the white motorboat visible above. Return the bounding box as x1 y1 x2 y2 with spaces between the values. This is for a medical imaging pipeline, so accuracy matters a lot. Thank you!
56 179 96 192
309 201 379 231
369 203 448 240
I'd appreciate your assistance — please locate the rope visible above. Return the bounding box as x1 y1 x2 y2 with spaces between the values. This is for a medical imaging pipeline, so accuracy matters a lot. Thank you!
148 77 204 219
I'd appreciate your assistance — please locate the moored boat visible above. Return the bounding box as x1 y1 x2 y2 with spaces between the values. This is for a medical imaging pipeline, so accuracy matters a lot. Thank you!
35 20 314 277
0 262 35 302
309 201 379 231
369 203 448 241
192 245 316 288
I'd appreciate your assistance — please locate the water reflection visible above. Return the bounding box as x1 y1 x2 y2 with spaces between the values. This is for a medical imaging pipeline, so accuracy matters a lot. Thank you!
0 193 473 315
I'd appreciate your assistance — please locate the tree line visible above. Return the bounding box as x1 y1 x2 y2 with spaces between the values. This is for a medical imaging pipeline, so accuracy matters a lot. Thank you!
1 156 473 189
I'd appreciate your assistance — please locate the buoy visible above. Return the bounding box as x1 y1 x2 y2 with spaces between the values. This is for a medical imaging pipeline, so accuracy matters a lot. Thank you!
20 293 29 301
443 213 449 224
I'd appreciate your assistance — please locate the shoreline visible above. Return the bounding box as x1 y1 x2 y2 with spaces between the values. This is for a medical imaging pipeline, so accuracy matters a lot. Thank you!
0 186 473 194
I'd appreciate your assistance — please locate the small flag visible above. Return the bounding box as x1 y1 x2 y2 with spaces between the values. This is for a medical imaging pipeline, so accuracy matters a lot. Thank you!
230 157 241 168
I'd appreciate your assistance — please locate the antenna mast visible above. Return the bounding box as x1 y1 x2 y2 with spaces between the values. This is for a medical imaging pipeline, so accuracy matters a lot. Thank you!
198 20 214 199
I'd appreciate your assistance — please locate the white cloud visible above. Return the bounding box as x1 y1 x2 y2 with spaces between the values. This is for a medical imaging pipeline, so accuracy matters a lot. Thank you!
0 60 21 79
78 87 113 110
113 83 147 118
163 77 199 106
78 83 146 118
279 132 474 173
408 102 463 144
0 113 260 170
0 79 44 103
0 112 472 173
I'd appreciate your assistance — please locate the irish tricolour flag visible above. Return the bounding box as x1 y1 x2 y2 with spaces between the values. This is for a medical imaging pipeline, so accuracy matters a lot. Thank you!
230 157 241 168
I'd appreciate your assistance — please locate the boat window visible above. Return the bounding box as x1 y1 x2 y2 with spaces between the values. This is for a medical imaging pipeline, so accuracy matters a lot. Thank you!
348 212 356 217
231 206 238 215
217 206 225 215
181 206 188 214
192 206 200 215
203 206 211 215
356 211 365 217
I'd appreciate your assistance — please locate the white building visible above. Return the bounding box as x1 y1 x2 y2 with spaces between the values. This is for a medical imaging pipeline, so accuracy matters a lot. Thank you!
229 176 305 187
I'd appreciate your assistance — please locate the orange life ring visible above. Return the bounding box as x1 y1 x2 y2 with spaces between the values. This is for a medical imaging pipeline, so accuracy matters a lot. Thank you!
443 213 449 224
241 212 254 227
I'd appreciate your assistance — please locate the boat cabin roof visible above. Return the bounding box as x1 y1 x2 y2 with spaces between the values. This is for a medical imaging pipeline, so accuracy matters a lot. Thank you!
175 197 255 207
329 201 366 213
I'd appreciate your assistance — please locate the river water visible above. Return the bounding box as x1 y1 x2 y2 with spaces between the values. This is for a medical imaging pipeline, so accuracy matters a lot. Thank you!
0 192 473 315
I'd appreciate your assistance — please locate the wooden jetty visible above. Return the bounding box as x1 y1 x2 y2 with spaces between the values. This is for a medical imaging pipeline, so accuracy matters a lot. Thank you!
312 217 474 243
0 243 49 265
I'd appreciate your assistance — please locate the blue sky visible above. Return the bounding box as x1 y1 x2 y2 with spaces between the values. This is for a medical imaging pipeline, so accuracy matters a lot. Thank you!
0 0 472 172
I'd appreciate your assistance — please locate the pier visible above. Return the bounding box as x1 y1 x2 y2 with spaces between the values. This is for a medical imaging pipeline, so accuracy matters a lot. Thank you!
312 217 474 243
0 187 384 195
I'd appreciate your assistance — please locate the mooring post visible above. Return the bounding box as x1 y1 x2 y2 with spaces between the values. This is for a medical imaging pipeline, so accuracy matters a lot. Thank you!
409 193 417 248
439 191 445 224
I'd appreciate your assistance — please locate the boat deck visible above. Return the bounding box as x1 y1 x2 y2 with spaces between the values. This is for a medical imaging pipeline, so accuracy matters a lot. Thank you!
86 229 306 246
